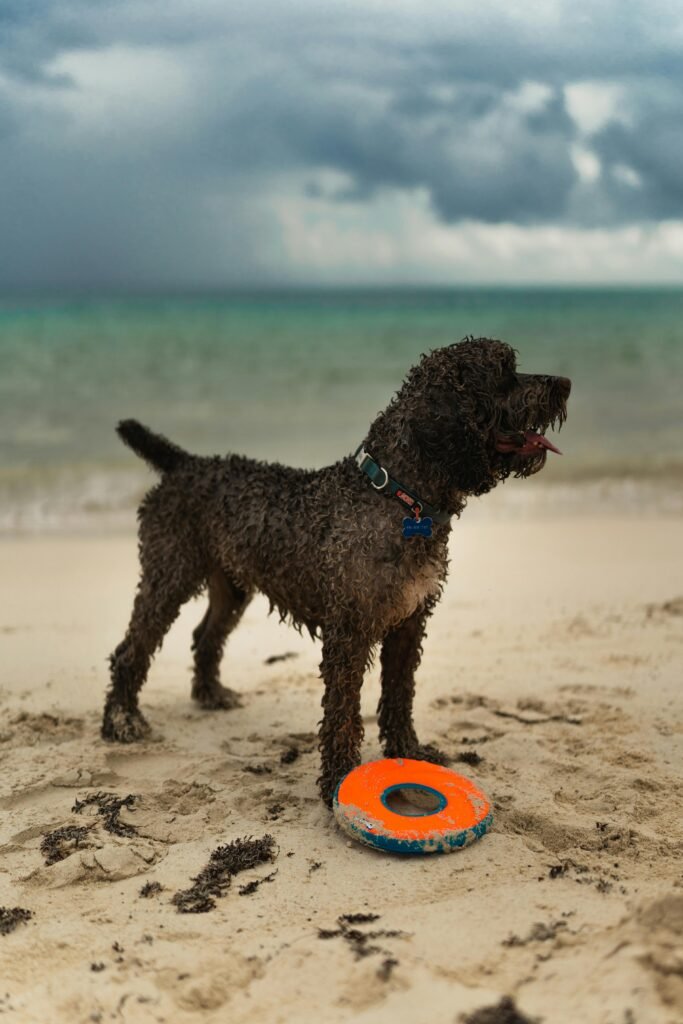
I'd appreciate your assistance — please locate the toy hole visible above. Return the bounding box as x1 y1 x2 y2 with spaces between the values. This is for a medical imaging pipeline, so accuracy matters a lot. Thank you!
381 784 446 817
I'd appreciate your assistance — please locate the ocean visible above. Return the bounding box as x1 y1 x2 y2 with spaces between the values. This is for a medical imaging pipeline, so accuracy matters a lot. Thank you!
1 287 682 532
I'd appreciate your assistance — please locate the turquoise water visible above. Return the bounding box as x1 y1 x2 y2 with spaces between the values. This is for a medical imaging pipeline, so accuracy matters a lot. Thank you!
1 288 682 530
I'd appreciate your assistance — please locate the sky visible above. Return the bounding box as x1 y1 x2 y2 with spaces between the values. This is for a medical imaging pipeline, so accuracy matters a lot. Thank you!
2 0 683 288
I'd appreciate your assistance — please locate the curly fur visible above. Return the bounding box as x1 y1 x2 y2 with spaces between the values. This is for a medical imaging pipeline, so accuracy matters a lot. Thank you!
102 337 571 805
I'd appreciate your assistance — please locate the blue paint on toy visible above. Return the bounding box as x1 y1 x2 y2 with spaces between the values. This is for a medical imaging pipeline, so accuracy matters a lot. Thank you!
340 810 494 856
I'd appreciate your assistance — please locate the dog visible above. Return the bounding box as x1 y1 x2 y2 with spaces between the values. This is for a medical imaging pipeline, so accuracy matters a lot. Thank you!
102 337 570 805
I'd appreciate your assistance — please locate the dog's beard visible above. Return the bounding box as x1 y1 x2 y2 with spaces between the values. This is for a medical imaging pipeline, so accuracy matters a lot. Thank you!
506 447 548 478
490 386 567 480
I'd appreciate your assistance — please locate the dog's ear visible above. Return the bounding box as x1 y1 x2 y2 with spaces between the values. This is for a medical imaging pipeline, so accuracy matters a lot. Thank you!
409 386 493 495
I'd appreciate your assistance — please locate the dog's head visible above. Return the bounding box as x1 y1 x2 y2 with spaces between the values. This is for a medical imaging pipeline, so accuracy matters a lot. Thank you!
399 337 571 500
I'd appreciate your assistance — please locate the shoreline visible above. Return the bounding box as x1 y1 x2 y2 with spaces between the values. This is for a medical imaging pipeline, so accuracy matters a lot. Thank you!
1 473 683 535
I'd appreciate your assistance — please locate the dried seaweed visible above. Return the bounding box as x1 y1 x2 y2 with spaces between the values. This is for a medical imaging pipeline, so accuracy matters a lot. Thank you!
503 919 568 947
72 792 138 837
461 996 539 1024
0 907 32 936
317 913 405 960
40 824 91 865
280 745 300 764
139 881 164 898
172 835 276 913
455 751 483 767
238 869 277 896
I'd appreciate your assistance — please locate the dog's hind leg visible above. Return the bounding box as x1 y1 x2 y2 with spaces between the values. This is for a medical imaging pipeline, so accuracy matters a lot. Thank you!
191 570 251 710
102 546 202 743
378 599 449 765
317 624 373 806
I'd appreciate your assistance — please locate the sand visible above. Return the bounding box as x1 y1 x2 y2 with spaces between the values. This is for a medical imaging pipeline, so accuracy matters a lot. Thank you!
1 503 682 1023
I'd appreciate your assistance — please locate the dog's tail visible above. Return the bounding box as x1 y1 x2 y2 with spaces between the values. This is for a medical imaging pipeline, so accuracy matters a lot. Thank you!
116 419 190 474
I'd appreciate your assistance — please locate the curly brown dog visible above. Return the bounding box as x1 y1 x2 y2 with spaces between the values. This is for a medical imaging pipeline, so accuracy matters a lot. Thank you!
102 337 570 805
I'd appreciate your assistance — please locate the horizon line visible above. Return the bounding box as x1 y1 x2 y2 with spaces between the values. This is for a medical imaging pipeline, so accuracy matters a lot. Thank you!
3 281 683 298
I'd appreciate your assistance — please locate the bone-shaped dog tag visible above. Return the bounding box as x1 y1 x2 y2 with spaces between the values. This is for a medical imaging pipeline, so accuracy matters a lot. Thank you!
402 516 433 539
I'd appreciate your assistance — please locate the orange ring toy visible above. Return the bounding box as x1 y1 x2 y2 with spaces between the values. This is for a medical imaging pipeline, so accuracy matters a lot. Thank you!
333 758 492 855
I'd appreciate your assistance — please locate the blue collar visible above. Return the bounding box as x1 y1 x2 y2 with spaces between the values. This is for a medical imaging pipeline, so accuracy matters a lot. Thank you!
353 445 451 526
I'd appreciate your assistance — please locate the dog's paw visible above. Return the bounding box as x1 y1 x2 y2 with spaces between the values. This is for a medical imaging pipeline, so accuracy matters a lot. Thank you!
318 773 343 809
319 785 336 810
101 704 151 743
385 742 451 766
191 683 243 711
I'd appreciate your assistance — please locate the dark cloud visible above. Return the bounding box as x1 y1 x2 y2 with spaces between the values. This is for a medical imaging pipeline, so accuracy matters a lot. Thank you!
1 1 683 286
591 85 683 220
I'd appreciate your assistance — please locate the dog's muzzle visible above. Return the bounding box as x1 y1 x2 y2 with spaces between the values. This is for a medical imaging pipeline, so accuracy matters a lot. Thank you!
495 430 562 456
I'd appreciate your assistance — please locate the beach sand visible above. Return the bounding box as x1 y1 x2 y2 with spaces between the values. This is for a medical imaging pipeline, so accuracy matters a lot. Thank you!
1 506 682 1023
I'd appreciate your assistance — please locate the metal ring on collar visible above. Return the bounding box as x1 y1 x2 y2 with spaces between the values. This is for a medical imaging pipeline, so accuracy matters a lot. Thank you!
370 465 389 490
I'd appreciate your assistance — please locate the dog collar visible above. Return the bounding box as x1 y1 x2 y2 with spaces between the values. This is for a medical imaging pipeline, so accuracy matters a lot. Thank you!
353 445 451 526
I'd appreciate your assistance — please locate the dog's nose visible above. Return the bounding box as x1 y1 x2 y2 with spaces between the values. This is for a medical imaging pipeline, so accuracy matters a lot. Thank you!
556 376 571 398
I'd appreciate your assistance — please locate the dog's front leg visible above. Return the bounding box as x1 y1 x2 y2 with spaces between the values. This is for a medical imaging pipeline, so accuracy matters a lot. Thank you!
378 600 449 765
317 625 371 807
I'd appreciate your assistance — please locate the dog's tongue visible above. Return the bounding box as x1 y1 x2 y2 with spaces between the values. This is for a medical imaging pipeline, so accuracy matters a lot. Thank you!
518 430 562 456
496 430 562 456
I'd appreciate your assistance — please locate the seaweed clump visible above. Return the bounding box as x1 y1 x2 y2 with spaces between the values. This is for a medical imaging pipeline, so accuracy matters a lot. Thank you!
72 792 138 837
0 907 32 936
40 825 91 865
139 881 164 898
461 996 539 1024
238 870 277 896
172 835 276 914
317 913 406 961
455 750 483 767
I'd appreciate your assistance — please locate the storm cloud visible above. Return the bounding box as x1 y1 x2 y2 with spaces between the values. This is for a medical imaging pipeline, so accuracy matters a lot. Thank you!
2 0 683 286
